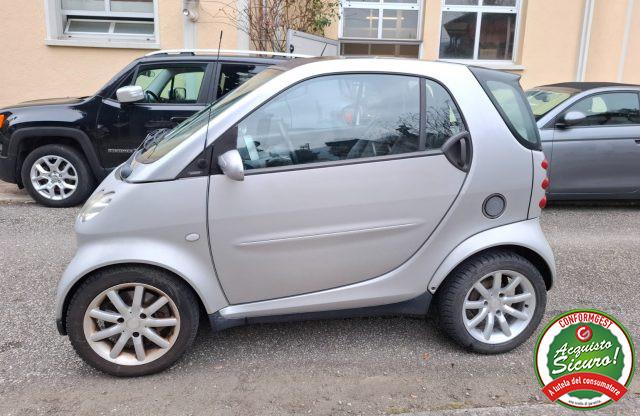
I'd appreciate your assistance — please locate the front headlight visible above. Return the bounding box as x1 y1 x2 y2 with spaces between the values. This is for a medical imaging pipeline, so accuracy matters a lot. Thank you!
79 191 115 222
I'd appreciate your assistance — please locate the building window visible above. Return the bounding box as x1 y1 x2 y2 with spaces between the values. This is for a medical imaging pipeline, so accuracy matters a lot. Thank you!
45 0 158 48
439 0 520 61
340 0 422 58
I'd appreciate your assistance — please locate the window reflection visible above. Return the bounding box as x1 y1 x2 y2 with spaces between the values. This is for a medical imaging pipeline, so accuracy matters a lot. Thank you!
236 74 421 170
439 12 477 59
479 13 516 60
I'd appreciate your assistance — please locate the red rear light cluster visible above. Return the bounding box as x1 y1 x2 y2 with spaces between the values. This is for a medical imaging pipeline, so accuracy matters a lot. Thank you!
539 196 547 209
539 159 549 209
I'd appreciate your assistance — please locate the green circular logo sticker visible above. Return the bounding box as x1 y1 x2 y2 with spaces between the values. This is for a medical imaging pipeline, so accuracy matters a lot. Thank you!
534 309 635 410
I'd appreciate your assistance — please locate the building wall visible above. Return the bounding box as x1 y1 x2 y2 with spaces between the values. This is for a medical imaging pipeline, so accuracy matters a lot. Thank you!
621 0 640 84
516 0 585 88
0 0 185 107
585 0 628 83
0 0 638 108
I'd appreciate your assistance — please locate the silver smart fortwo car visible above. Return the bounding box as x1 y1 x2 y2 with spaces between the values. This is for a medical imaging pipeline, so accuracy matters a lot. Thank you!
56 58 555 376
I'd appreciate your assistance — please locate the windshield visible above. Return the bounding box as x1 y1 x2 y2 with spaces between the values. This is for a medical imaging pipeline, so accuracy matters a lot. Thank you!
526 88 578 120
135 68 283 164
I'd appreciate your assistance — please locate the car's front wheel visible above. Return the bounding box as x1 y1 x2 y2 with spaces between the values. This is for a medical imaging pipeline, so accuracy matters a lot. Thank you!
65 266 200 376
437 250 547 354
21 144 95 207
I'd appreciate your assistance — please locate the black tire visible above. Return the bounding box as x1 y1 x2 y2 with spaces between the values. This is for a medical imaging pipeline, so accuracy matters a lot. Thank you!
21 144 95 207
437 249 547 354
66 266 200 377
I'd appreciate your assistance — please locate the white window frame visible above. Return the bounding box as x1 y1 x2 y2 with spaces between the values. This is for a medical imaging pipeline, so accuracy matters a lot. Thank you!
339 0 424 42
44 0 160 49
438 0 524 69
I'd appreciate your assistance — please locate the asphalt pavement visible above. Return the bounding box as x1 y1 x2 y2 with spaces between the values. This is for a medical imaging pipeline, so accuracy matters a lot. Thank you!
0 196 638 415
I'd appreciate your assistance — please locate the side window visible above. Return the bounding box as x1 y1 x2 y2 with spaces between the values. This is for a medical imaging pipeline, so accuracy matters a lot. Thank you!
217 64 267 99
565 92 640 126
424 79 464 148
236 74 420 170
133 65 206 104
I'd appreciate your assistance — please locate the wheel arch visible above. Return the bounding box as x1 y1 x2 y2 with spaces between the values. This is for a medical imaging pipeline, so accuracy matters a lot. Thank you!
11 127 106 185
428 220 556 294
57 262 208 336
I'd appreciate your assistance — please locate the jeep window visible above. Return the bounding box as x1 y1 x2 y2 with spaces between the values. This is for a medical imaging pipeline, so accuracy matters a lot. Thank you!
217 64 268 98
470 66 541 150
134 65 207 104
136 68 283 164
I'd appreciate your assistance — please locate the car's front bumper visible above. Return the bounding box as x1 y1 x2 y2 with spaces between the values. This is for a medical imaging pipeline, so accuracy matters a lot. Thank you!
0 154 17 184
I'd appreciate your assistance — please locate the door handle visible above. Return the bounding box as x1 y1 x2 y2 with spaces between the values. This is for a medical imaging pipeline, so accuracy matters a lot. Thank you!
170 117 189 123
441 131 473 172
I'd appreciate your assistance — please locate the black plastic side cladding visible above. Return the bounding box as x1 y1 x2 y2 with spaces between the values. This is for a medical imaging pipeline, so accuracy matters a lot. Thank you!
208 292 433 331
176 145 214 178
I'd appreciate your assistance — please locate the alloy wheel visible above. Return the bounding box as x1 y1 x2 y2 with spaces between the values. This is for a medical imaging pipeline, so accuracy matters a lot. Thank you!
462 270 536 344
83 283 181 366
30 155 78 200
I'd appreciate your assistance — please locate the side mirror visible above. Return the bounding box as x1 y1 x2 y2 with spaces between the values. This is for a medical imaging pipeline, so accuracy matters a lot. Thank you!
217 149 244 181
116 85 145 104
557 110 586 128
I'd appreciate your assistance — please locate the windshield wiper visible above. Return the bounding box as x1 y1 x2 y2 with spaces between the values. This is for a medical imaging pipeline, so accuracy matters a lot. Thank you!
139 128 171 151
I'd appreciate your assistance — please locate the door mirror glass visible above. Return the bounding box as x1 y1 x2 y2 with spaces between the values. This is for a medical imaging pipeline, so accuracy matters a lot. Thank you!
116 85 145 103
218 149 244 181
558 110 587 127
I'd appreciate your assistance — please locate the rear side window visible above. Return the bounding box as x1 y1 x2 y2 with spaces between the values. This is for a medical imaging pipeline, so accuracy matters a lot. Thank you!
564 92 640 126
217 64 267 99
470 67 541 150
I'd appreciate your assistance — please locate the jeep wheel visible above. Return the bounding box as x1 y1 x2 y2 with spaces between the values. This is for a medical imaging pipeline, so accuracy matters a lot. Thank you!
22 144 95 207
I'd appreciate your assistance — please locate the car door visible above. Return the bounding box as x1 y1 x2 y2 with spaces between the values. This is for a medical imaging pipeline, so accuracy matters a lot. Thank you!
549 91 640 196
208 74 469 304
96 62 212 168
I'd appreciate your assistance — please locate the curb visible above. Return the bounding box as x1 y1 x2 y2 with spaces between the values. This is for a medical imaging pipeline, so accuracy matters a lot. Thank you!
0 181 33 204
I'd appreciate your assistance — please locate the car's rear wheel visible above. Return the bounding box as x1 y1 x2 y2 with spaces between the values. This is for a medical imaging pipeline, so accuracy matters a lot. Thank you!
21 144 95 207
66 266 200 377
437 250 547 354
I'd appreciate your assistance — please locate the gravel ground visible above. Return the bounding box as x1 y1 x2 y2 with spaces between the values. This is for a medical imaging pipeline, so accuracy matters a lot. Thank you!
0 203 638 415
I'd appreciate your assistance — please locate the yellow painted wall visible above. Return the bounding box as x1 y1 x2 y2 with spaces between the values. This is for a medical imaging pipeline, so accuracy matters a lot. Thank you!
0 0 183 108
584 0 628 82
1 0 639 108
196 1 242 49
503 0 584 88
621 0 640 83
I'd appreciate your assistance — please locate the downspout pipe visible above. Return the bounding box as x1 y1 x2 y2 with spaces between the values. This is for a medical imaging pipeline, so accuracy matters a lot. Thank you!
183 0 200 49
617 0 635 82
576 0 595 82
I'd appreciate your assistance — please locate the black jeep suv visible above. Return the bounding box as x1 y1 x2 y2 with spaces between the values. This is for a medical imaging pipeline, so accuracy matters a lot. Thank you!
0 52 284 207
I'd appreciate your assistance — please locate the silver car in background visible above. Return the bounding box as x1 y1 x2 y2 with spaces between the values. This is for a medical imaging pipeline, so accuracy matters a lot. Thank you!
527 82 640 200
55 58 555 376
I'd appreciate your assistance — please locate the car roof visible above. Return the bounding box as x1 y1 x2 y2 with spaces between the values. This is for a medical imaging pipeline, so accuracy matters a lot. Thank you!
138 54 286 65
537 82 640 92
